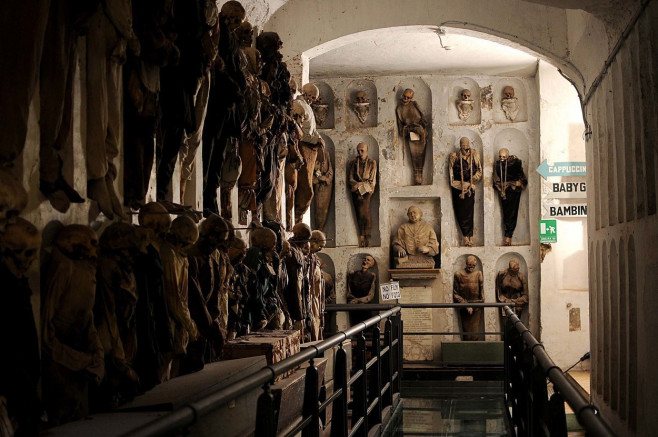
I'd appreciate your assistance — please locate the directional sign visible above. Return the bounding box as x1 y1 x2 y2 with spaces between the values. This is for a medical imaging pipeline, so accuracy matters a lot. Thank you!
545 180 587 199
539 219 557 243
536 160 586 180
544 203 587 218
380 281 401 301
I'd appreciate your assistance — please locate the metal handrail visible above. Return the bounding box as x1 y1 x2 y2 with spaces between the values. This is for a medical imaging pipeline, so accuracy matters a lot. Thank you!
122 306 402 437
505 307 614 437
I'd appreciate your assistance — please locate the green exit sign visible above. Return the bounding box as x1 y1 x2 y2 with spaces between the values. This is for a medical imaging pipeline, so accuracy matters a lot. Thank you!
539 219 557 243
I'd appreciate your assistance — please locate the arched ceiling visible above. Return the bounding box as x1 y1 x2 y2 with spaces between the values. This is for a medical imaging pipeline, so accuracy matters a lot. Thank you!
308 26 540 79
240 0 634 30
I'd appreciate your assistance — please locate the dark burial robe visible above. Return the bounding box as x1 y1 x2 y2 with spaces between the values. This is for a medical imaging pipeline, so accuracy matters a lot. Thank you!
243 247 278 330
182 247 225 373
451 156 477 238
133 244 174 391
0 264 40 436
347 270 376 326
493 156 527 238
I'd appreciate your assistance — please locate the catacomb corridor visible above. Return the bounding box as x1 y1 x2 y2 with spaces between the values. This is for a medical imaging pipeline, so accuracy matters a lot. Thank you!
0 0 656 436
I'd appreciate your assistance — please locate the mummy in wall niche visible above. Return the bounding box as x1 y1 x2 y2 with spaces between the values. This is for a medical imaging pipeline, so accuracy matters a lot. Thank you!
456 89 474 121
501 86 519 121
352 91 371 125
493 148 527 246
396 88 428 185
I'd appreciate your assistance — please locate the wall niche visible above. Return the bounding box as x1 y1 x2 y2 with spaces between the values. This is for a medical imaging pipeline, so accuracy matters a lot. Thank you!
388 197 441 269
344 135 380 247
346 79 377 128
313 81 335 129
449 78 481 125
394 78 433 186
493 79 527 123
445 131 485 248
492 128 530 246
311 133 335 248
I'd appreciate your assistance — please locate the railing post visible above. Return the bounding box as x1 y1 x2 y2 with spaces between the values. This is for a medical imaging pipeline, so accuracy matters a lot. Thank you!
548 392 568 437
303 358 320 437
255 382 276 437
531 362 549 436
398 315 404 393
353 331 368 437
369 324 382 427
331 343 348 437
383 318 393 409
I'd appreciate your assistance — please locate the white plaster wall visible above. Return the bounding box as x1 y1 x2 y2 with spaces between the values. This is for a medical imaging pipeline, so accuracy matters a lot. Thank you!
537 60 589 369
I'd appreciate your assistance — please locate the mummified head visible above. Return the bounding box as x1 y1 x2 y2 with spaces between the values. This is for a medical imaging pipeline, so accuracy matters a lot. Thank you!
219 1 246 31
301 83 320 104
0 217 39 278
56 224 99 261
168 216 199 250
139 202 171 236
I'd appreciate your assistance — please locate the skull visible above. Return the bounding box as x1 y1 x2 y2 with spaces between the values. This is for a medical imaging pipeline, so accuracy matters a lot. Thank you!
361 255 375 270
228 236 247 262
56 224 99 261
291 223 311 241
0 217 39 278
236 21 253 47
460 89 472 101
354 91 369 104
100 222 136 251
503 86 515 100
199 213 229 249
251 227 277 253
138 202 171 237
168 216 198 250
219 1 246 31
465 255 477 273
459 137 471 154
0 168 28 223
309 230 326 254
291 101 307 123
401 88 414 104
301 83 320 104
498 148 510 162
256 32 283 62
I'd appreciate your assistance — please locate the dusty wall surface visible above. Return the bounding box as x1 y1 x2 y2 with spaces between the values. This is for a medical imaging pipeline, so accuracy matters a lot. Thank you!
308 71 540 360
537 60 589 369
582 3 658 435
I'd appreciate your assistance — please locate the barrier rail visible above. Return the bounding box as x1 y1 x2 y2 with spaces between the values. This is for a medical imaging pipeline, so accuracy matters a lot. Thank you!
123 302 613 437
123 306 403 437
504 307 614 437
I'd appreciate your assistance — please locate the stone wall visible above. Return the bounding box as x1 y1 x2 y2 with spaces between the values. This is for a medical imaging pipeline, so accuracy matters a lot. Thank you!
309 72 540 359
583 2 658 435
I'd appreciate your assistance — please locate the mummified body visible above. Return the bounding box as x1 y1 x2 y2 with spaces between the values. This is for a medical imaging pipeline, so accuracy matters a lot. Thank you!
493 148 527 245
93 223 141 410
0 218 41 434
348 142 377 247
41 225 104 426
453 256 484 341
396 88 427 185
449 137 482 247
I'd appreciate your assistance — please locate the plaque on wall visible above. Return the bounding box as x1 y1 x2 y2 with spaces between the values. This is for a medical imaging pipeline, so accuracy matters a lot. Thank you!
400 286 433 361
